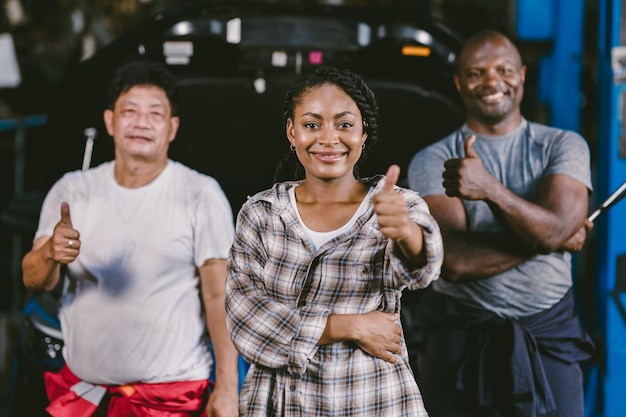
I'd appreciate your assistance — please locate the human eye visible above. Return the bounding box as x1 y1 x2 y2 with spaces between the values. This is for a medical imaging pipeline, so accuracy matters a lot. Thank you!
304 122 319 129
338 121 354 129
150 111 165 121
499 66 514 75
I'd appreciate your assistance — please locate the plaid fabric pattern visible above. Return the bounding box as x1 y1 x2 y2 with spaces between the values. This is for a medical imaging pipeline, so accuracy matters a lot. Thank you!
226 175 443 416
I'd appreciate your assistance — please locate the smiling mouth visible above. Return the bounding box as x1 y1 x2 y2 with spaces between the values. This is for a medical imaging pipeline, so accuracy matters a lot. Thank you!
480 91 505 102
311 151 347 162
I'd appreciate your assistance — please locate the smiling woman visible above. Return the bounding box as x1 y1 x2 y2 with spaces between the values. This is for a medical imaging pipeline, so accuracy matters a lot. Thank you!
281 70 374 184
224 65 444 416
287 84 367 172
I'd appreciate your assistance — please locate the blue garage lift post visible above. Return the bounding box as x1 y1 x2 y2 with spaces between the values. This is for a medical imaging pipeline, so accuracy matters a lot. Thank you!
514 0 626 415
596 0 626 416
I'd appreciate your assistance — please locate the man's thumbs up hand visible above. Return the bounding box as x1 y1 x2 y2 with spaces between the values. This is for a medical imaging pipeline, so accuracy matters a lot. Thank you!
49 202 81 264
464 134 479 158
60 201 73 227
443 135 493 200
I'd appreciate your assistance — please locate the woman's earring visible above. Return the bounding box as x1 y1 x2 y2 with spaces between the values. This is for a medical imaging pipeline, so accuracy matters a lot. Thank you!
362 142 366 149
290 144 296 152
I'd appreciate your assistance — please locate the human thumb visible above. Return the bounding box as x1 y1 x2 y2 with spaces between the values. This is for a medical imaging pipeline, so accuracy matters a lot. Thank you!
464 135 478 158
60 202 73 227
383 165 400 193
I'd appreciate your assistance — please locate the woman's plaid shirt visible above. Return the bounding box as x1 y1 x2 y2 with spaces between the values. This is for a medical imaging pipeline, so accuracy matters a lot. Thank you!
226 174 443 416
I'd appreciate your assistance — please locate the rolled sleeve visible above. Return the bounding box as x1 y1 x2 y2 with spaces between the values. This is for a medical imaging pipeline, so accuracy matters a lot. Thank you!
391 197 444 290
287 307 329 375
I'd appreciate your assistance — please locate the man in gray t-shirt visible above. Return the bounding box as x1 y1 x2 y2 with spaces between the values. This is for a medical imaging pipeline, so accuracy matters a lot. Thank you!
407 30 594 417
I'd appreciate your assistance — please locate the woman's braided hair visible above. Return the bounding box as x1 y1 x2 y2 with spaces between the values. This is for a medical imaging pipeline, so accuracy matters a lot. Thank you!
273 66 379 183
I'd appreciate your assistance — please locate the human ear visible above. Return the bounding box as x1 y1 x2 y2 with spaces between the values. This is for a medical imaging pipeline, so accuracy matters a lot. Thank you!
286 118 296 143
103 109 114 136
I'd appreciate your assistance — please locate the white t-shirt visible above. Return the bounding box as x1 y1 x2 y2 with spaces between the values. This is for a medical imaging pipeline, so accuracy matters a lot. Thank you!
288 186 374 250
34 160 234 384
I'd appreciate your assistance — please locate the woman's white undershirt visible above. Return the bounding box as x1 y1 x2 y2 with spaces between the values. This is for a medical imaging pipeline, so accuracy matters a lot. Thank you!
289 185 374 250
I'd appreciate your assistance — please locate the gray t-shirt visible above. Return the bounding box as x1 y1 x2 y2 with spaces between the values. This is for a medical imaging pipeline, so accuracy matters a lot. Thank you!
408 119 592 318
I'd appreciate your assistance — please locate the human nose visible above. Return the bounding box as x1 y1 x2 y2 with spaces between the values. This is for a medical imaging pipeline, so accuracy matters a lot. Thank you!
483 68 501 86
131 110 151 127
317 126 339 145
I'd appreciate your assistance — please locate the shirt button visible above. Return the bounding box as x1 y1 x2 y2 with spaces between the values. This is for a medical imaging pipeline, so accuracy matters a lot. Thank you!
290 385 296 391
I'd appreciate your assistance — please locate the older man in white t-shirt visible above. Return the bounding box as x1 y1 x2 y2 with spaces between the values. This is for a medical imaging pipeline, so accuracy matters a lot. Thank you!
22 60 239 417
